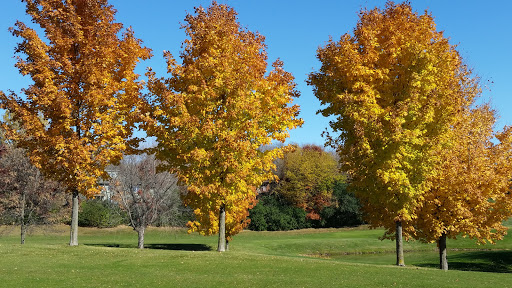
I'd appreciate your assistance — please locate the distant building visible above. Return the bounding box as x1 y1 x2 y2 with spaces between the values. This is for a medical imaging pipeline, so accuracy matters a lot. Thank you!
94 166 118 201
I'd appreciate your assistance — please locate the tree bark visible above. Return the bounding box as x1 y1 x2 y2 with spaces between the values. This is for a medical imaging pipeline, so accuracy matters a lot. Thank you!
69 190 79 246
396 220 405 266
137 227 145 249
439 233 448 270
217 204 226 252
21 223 26 245
20 192 26 245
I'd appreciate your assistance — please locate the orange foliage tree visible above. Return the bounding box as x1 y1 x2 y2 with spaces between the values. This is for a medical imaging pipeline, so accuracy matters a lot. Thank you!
143 2 302 251
0 0 150 245
276 145 342 220
308 1 476 265
414 105 512 270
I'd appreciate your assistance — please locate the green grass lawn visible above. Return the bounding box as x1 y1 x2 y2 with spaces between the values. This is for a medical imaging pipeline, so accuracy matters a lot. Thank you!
0 225 511 287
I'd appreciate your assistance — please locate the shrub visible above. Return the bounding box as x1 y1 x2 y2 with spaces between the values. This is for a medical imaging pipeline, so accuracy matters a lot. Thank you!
78 199 127 228
249 181 364 231
153 205 194 227
248 194 309 231
319 182 364 228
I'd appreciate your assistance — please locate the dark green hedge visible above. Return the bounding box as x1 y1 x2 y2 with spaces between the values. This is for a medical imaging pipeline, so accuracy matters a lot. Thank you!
248 194 309 231
248 181 363 231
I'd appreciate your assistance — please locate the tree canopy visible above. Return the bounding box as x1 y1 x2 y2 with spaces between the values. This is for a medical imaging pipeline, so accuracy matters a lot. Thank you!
413 105 512 270
276 144 342 220
143 2 302 251
0 0 151 245
308 1 478 265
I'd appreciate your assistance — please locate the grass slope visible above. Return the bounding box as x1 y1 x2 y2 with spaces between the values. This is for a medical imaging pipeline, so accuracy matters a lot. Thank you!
0 225 511 287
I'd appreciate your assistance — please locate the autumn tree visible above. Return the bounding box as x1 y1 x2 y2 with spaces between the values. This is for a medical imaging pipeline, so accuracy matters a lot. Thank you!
308 1 476 266
110 154 181 249
413 105 512 270
276 144 342 220
0 0 151 246
143 2 302 252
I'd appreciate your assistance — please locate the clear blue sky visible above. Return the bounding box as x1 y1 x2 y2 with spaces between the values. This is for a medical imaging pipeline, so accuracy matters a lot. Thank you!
1 1 510 146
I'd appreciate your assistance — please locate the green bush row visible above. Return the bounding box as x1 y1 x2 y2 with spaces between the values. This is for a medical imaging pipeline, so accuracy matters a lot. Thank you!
78 199 127 228
248 182 363 231
78 199 195 228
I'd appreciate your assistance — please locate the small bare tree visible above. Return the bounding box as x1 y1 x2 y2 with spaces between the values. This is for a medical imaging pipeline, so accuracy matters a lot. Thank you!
0 146 68 244
110 154 180 249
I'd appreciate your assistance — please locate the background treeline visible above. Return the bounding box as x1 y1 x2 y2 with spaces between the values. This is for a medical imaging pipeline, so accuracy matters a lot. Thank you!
0 123 193 236
248 144 363 231
1 128 363 233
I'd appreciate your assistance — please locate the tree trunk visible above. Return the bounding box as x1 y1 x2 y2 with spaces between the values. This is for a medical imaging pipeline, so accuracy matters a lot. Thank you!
69 190 79 246
21 223 27 245
137 227 145 249
20 192 26 245
439 233 448 270
217 204 226 252
226 239 229 251
396 220 405 266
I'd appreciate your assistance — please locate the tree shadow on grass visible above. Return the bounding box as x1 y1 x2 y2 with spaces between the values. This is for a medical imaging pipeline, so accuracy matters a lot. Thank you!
145 243 212 251
416 250 512 273
85 243 212 251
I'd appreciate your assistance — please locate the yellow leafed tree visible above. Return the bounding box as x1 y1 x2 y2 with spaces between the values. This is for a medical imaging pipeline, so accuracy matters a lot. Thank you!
0 0 151 245
276 144 342 220
143 2 302 252
308 1 477 265
414 105 512 270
